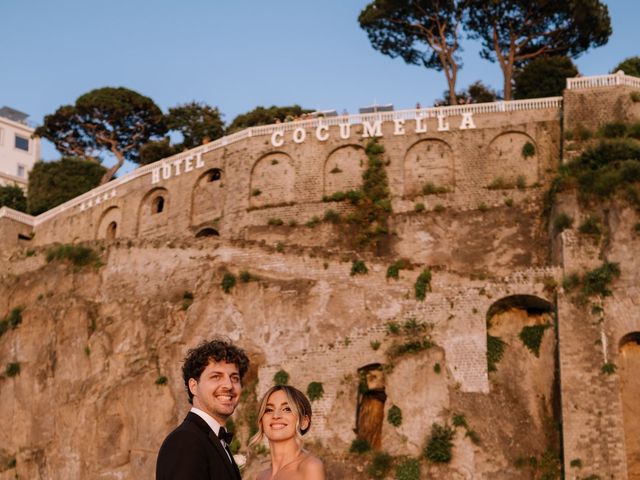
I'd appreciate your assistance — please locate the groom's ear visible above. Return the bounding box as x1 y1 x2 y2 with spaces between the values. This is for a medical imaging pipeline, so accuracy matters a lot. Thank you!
188 378 198 397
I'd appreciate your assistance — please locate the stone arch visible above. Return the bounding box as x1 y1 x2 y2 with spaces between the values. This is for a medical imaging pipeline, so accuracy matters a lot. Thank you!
355 363 387 450
403 138 455 197
619 331 640 477
323 145 367 196
137 187 170 237
485 294 557 434
249 152 295 208
486 131 539 187
191 168 225 226
195 227 219 238
96 206 122 240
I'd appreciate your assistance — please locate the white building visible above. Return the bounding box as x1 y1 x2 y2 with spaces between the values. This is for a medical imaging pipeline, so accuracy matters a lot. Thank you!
0 106 40 190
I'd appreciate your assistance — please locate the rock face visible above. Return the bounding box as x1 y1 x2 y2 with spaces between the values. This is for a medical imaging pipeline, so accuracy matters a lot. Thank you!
0 76 639 479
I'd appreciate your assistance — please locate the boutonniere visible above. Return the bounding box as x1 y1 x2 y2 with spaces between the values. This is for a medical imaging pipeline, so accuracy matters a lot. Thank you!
233 453 247 469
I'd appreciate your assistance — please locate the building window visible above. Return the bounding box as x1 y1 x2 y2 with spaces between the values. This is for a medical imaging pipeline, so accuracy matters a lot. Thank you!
152 196 165 214
15 135 29 152
17 164 26 178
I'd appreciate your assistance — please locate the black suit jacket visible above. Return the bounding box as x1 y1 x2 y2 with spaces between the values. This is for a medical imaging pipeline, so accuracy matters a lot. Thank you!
156 412 241 480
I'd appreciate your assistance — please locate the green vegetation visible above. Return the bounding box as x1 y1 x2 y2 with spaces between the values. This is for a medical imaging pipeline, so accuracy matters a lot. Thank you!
414 269 432 301
181 291 194 310
578 216 602 236
306 381 324 401
519 324 552 357
414 202 425 212
522 142 536 158
386 259 406 279
514 55 578 100
221 272 236 293
434 363 441 374
598 121 627 139
478 202 488 211
422 182 449 195
394 458 421 480
367 452 392 480
582 261 620 298
570 458 582 468
386 318 434 360
275 242 284 252
452 413 468 429
504 197 514 207
351 260 368 276
35 87 166 184
251 188 261 197
267 218 284 226
46 244 102 268
0 184 27 212
553 213 573 234
370 340 381 351
612 56 640 77
424 423 455 463
487 177 512 190
226 104 312 133
487 334 507 372
322 189 363 204
350 438 371 454
601 362 616 375
434 203 445 212
305 216 320 227
0 307 24 337
239 270 252 283
387 405 402 427
273 369 290 385
6 362 21 377
562 273 580 292
323 209 341 224
516 175 527 189
155 375 168 385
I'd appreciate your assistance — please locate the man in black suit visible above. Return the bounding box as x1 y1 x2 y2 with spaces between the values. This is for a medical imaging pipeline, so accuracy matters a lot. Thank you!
156 338 250 480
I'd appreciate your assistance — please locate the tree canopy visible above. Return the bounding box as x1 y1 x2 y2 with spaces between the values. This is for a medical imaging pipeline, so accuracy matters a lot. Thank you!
35 87 166 184
513 56 578 99
465 0 611 99
611 56 640 77
0 185 27 213
435 80 499 106
226 105 312 133
27 158 106 215
166 101 225 150
359 0 467 105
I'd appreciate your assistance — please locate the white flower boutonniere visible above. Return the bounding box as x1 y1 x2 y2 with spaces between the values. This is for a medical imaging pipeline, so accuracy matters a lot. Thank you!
233 453 247 470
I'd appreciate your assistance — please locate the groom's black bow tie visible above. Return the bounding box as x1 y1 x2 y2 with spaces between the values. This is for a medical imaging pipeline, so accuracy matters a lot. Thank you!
218 427 234 444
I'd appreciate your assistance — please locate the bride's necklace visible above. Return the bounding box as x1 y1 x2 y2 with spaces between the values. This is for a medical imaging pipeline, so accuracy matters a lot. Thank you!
271 449 303 479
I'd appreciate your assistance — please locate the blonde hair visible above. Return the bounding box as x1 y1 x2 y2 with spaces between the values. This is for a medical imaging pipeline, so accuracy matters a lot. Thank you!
249 385 312 447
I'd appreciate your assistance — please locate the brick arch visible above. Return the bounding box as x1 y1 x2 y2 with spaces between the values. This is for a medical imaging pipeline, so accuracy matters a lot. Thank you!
403 138 455 197
137 187 170 237
249 152 295 208
96 206 122 240
191 168 225 226
619 331 640 477
323 144 367 196
486 131 539 187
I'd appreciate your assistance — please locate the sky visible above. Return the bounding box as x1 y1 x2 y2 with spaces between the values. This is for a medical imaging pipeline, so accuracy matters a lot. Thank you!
1 0 638 172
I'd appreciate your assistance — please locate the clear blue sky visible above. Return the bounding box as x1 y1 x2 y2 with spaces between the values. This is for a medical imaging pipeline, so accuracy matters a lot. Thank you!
2 0 638 170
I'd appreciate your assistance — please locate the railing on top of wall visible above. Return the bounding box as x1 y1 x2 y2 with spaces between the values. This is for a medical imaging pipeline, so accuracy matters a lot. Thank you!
567 72 640 90
0 206 35 226
20 95 565 227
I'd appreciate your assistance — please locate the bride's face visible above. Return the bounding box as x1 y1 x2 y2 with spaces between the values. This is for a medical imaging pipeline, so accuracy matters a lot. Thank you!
261 390 302 442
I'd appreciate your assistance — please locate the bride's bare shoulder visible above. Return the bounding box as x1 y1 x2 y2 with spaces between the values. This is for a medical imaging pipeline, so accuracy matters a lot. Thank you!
299 452 325 479
256 467 272 480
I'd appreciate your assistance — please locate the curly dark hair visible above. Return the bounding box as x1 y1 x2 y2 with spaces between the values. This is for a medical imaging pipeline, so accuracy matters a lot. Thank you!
182 338 250 403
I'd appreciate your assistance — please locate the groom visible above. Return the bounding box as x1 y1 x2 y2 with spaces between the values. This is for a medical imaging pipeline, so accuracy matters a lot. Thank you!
156 338 250 480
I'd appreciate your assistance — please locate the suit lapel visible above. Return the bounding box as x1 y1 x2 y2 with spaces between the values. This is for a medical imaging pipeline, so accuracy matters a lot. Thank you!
186 413 239 480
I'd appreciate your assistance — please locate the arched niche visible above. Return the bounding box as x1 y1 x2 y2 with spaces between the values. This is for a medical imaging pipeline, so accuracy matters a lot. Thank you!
195 227 219 238
486 132 539 187
191 168 225 226
619 332 640 477
403 138 454 197
324 145 367 196
96 206 122 240
137 187 170 237
249 152 295 208
485 294 558 434
355 363 387 450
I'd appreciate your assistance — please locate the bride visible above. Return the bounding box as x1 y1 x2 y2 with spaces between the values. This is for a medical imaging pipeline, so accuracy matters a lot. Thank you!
250 385 325 480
